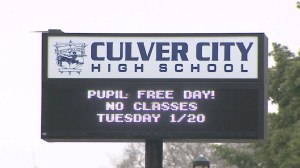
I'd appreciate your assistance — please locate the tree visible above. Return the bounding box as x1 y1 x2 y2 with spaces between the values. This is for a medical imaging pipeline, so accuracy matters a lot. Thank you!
116 143 145 168
204 4 298 167
212 144 260 168
163 143 228 168
255 43 300 168
213 43 300 168
116 143 231 168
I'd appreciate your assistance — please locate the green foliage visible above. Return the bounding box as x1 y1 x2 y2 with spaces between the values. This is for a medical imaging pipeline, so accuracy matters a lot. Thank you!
163 143 230 168
117 143 231 168
297 2 300 9
268 43 295 107
256 44 300 168
212 144 260 168
214 43 300 168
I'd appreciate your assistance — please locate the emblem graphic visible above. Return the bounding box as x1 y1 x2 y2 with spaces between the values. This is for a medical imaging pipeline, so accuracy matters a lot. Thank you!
54 40 87 74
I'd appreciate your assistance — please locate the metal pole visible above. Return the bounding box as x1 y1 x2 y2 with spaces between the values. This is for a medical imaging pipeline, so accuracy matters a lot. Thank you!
145 139 163 168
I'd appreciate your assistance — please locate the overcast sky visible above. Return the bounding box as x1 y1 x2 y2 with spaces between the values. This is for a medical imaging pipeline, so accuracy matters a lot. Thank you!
0 0 299 167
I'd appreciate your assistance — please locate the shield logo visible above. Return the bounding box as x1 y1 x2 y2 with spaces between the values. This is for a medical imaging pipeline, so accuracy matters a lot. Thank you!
54 40 87 74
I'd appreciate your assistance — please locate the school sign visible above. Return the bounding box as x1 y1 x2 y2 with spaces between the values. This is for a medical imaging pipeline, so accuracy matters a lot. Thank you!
42 32 268 142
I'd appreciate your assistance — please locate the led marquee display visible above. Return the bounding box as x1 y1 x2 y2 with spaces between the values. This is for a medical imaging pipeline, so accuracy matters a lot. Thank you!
42 33 268 141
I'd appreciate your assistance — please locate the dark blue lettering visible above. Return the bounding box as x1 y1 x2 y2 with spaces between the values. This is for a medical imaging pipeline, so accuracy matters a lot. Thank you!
156 42 170 61
135 64 144 72
91 42 105 60
137 42 155 61
212 42 219 61
125 42 139 61
241 64 248 72
172 43 188 61
208 64 216 72
175 64 183 72
119 64 127 72
107 42 122 61
224 64 233 72
159 64 167 72
91 64 101 72
196 42 210 61
108 64 111 72
220 42 235 61
237 42 253 61
191 64 200 72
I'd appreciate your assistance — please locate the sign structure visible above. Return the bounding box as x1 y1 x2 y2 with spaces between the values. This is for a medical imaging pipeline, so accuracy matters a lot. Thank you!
42 33 268 142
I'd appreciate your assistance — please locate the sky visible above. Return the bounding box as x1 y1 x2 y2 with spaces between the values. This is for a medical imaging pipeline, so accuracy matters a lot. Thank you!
0 0 299 167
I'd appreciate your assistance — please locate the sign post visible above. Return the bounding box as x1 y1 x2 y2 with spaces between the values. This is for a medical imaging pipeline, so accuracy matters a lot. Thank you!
41 31 268 167
145 139 163 168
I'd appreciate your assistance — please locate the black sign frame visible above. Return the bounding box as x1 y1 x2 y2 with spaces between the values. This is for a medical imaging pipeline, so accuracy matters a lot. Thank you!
41 32 268 142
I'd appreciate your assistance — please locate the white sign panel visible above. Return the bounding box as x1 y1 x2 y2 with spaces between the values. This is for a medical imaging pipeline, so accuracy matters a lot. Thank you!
47 36 258 79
